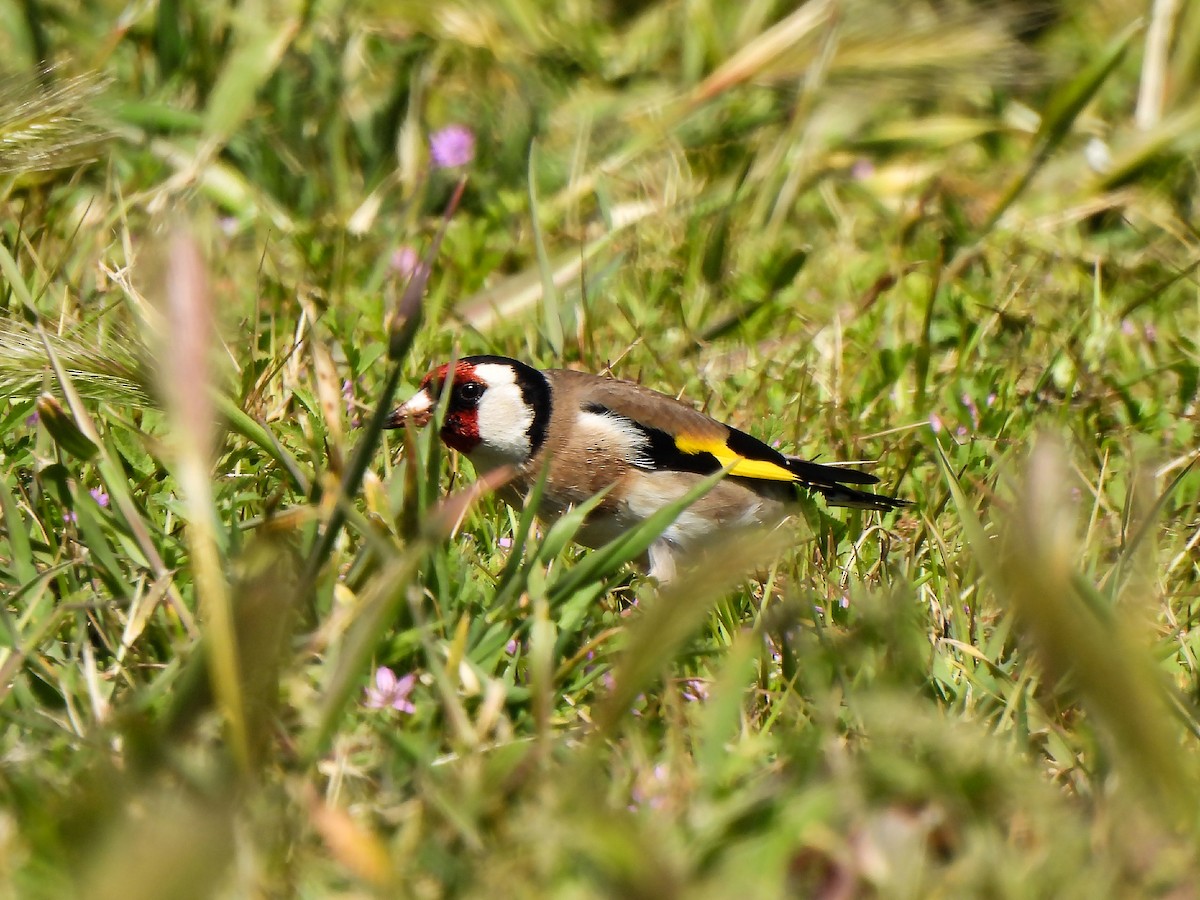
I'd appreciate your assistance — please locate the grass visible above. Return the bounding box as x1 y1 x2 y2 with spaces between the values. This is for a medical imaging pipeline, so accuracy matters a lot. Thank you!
2 0 1200 895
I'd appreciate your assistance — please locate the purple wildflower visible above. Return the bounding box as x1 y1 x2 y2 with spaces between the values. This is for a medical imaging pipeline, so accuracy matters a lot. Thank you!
1121 318 1158 343
681 678 709 702
90 488 109 508
429 125 475 169
342 378 364 427
390 246 419 280
364 666 416 712
630 764 670 811
851 158 875 180
25 411 39 427
505 638 519 655
961 393 979 429
928 412 943 434
63 510 77 524
498 536 513 550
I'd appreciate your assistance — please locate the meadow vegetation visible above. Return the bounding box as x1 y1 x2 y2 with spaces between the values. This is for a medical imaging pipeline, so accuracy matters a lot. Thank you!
1 0 1199 895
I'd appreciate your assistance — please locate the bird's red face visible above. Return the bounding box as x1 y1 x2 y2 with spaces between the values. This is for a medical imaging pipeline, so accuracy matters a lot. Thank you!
386 360 487 453
386 356 551 470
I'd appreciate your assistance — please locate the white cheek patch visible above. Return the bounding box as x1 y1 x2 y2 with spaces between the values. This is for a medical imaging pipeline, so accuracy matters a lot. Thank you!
575 410 652 469
471 363 534 466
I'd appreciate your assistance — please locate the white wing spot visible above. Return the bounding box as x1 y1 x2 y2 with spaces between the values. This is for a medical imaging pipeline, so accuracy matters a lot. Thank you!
575 409 652 469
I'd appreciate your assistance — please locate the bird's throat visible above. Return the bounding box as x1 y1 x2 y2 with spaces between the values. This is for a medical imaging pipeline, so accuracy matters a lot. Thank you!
441 411 480 453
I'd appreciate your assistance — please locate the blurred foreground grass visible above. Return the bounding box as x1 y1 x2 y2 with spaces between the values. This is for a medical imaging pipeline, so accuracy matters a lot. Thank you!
2 0 1200 895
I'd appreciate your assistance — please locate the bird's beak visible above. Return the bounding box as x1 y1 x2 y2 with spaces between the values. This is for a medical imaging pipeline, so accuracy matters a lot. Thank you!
384 389 434 429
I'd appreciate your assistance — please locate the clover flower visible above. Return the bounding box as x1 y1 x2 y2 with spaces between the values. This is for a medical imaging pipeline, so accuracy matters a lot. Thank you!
429 125 475 169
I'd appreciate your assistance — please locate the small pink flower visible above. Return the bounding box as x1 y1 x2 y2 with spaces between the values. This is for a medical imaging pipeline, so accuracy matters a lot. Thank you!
429 125 475 169
25 411 39 427
90 488 109 508
498 536 513 550
505 638 518 654
342 378 364 427
928 412 943 434
629 764 670 810
63 510 77 524
961 393 979 429
681 678 708 702
390 246 419 280
364 666 416 712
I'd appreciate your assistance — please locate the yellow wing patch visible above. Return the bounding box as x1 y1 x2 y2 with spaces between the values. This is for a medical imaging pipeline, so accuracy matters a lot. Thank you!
674 434 796 482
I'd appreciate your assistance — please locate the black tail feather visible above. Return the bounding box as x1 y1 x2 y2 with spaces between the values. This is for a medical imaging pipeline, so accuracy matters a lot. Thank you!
785 455 880 487
807 482 912 512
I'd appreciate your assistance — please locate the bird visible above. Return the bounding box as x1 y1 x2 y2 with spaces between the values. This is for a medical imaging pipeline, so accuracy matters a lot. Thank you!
385 355 910 580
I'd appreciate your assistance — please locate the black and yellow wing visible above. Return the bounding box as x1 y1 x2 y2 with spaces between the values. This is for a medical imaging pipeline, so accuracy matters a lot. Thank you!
573 374 909 511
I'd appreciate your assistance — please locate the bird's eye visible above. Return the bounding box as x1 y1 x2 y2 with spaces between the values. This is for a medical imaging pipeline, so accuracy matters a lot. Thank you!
454 381 484 404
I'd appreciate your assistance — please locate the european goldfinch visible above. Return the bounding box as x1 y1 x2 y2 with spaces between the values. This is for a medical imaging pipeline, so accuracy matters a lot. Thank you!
386 356 910 580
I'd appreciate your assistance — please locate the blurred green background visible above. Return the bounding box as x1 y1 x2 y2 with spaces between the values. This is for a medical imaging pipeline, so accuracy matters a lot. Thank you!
1 0 1200 895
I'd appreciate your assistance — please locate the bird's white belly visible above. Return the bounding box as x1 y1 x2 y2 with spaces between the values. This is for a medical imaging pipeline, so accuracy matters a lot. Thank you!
576 472 777 551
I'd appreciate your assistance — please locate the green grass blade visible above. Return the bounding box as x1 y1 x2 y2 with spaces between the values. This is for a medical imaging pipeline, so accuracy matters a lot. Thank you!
593 526 790 737
0 471 36 587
